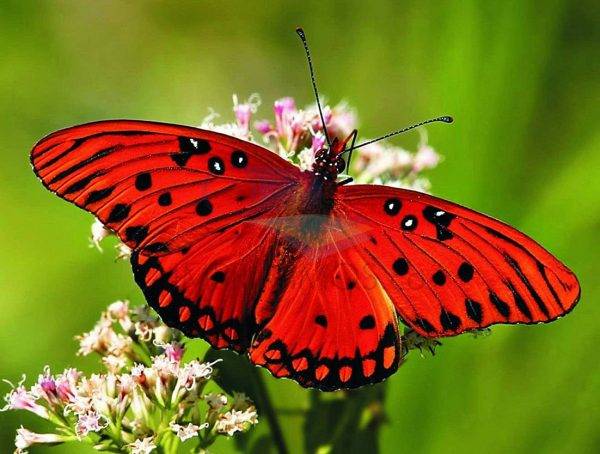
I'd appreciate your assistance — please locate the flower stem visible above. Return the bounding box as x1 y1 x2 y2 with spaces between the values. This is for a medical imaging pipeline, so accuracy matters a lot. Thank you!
248 366 288 454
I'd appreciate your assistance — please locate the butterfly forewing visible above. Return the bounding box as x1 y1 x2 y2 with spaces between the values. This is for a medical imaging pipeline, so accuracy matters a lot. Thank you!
335 185 580 336
31 120 301 253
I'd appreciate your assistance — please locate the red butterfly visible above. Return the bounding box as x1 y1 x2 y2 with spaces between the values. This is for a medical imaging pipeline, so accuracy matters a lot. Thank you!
31 29 579 391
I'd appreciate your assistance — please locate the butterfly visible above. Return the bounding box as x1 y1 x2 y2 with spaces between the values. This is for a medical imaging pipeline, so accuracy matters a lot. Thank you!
30 29 580 391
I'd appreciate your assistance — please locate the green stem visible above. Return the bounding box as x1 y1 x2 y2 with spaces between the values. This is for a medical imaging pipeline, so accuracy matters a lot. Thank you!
248 366 289 454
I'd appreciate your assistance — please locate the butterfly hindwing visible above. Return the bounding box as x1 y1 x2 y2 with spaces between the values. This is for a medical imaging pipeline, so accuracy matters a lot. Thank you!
31 120 301 253
335 185 580 337
131 212 282 352
249 225 402 391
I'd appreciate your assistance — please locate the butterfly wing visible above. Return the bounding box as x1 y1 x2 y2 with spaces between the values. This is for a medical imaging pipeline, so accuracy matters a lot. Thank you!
31 120 301 253
31 120 304 351
249 220 402 391
334 185 580 336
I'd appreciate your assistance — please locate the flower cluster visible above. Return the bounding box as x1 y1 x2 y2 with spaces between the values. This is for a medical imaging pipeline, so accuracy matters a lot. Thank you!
17 95 446 454
249 95 440 186
2 301 258 453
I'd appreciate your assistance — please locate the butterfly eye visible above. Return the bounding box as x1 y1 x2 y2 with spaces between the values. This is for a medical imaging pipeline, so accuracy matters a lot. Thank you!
336 158 346 173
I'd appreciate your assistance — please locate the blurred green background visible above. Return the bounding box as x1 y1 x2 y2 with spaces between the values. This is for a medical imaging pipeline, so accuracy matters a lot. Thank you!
0 0 598 452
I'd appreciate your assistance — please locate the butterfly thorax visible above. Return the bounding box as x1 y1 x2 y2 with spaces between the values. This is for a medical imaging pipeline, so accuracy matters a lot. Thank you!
303 144 346 214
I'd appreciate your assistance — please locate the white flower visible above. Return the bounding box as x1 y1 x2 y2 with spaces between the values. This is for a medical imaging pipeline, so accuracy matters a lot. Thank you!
107 300 132 331
107 300 129 319
151 354 179 378
215 407 258 436
75 410 108 438
90 218 111 251
297 147 317 171
134 321 154 342
118 373 135 395
152 325 174 344
115 242 132 260
130 364 145 379
102 354 128 373
128 436 156 454
63 395 93 416
169 422 207 441
177 359 220 390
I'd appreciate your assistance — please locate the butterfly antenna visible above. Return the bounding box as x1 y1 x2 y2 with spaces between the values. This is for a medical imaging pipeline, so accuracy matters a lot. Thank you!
296 27 332 149
346 116 453 152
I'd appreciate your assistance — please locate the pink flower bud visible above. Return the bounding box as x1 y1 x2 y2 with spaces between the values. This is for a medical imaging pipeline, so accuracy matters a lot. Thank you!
254 120 273 134
164 342 185 363
2 385 49 419
311 134 326 152
274 97 296 118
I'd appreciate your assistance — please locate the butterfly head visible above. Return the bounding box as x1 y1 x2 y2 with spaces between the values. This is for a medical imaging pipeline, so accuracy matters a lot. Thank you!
313 141 345 181
312 130 357 181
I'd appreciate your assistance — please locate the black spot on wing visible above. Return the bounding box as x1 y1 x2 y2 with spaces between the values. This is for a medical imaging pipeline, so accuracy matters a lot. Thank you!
401 215 418 231
423 205 456 241
440 310 461 331
504 253 550 318
85 186 115 205
171 137 211 166
210 271 225 283
158 192 172 206
135 173 152 191
465 298 483 323
384 198 401 216
144 242 168 253
107 203 131 223
231 150 248 168
392 258 409 275
415 318 436 333
64 171 106 194
48 147 115 185
489 291 511 318
125 225 149 244
458 262 474 282
359 315 376 329
196 199 213 216
506 281 533 320
432 270 446 286
315 315 327 327
208 157 225 175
